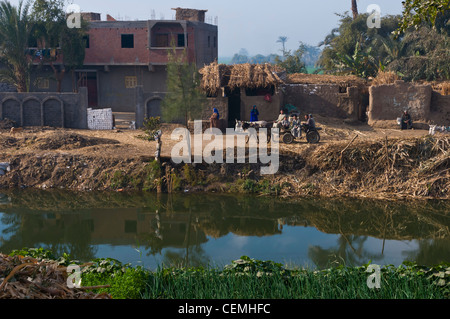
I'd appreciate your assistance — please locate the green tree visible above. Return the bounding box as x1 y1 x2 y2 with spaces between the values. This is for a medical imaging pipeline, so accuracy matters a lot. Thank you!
31 0 87 92
395 0 450 37
316 13 402 77
332 41 377 78
387 26 450 81
0 0 34 92
275 43 307 74
162 47 205 126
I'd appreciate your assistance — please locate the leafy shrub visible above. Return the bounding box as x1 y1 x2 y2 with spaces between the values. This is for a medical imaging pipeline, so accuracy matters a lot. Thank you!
141 117 161 141
81 258 150 299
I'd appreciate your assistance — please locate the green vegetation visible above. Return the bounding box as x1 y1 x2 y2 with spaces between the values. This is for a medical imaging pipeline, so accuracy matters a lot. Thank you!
162 46 206 126
0 0 34 92
6 249 450 299
30 0 88 92
317 11 449 81
0 0 88 92
145 258 449 299
394 0 450 37
230 178 286 195
139 116 162 141
275 45 308 74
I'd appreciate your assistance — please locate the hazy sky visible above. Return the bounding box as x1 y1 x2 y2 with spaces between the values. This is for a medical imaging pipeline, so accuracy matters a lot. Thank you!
10 0 406 57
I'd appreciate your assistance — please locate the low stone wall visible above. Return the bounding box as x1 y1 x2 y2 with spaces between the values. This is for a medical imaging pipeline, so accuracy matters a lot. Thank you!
0 87 88 129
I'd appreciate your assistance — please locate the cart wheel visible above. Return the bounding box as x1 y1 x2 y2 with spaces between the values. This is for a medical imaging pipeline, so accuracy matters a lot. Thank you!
282 133 294 144
306 131 320 144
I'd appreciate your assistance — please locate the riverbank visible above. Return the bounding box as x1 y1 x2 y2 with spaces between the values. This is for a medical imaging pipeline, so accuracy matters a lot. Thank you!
1 249 449 300
0 118 448 200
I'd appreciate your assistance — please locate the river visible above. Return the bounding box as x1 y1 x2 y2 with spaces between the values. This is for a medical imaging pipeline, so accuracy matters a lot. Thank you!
0 190 449 270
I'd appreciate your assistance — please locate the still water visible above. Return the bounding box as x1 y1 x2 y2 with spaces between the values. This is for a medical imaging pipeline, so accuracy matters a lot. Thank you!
0 190 449 270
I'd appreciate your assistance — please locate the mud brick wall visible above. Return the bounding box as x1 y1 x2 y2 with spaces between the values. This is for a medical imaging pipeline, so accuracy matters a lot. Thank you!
368 81 433 128
429 91 450 125
281 84 364 121
0 88 88 129
203 96 228 122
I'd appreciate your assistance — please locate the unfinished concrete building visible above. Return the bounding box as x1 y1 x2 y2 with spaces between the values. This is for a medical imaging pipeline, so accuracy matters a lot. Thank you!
29 8 218 115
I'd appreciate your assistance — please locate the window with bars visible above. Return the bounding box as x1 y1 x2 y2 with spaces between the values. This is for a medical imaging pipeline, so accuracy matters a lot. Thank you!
125 76 138 88
37 77 50 89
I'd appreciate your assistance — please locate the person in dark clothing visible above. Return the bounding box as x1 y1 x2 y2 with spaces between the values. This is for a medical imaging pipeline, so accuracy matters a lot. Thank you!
250 105 259 122
213 108 220 120
303 114 316 131
401 110 412 130
210 108 220 129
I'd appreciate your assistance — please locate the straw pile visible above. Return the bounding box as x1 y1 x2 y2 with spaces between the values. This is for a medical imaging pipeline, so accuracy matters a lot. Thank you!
427 81 450 95
278 135 450 199
371 70 401 86
287 73 368 88
199 61 221 95
199 62 284 94
0 254 111 299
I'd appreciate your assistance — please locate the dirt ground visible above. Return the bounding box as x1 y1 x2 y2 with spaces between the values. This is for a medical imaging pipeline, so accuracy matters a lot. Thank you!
0 116 447 199
0 115 431 160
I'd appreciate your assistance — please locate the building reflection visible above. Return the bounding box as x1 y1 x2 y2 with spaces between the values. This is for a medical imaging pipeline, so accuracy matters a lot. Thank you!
0 191 449 267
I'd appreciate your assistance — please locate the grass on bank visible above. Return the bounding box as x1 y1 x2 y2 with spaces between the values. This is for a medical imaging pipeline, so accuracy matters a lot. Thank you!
6 249 450 300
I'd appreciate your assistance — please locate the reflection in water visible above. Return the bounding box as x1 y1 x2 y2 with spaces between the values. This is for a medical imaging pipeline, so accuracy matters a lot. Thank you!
0 189 449 269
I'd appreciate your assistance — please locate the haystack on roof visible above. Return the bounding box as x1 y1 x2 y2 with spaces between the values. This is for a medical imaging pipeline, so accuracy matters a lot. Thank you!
199 62 284 94
287 73 368 88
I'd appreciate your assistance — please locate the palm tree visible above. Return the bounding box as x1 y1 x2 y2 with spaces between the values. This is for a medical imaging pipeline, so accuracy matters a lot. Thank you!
0 0 34 92
351 0 358 20
277 36 288 55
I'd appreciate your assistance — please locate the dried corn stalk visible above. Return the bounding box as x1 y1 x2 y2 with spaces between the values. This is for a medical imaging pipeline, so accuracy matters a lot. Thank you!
0 254 111 299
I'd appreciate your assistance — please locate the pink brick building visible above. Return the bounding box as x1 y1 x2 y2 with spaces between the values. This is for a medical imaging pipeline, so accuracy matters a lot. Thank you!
31 8 218 114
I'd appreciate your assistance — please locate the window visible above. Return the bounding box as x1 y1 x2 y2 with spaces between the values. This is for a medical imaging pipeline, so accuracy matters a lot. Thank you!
208 36 210 48
177 34 185 47
124 220 137 234
121 34 134 48
125 76 138 88
37 78 50 89
214 36 217 48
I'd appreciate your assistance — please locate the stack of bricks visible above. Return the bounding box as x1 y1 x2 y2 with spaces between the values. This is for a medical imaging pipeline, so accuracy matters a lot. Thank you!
87 108 114 130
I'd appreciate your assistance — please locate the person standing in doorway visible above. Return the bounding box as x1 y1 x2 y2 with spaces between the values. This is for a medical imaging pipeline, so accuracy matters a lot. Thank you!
250 105 259 122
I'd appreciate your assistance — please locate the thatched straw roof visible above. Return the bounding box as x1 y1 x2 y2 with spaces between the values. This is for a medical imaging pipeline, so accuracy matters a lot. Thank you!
199 62 284 94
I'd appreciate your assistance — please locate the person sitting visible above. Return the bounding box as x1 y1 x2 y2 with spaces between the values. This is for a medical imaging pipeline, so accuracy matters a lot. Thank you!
401 110 412 130
303 114 316 131
290 115 301 138
274 109 287 128
281 115 290 130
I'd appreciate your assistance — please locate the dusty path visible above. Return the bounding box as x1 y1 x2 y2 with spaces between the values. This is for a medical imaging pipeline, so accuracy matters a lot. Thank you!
0 116 432 160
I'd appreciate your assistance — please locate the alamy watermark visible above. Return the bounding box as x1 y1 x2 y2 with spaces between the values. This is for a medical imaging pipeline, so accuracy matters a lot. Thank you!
366 264 381 289
66 4 81 29
367 4 381 29
67 264 82 289
170 120 280 175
